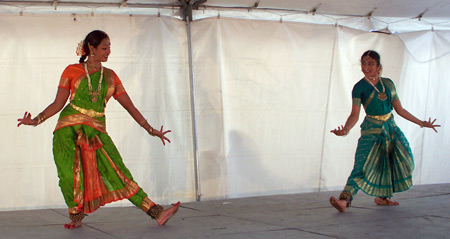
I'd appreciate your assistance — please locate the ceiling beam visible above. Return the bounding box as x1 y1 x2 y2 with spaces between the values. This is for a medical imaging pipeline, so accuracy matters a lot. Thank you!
0 1 181 9
309 3 321 15
1 1 447 21
120 0 127 8
415 9 428 21
366 7 377 19
180 0 207 21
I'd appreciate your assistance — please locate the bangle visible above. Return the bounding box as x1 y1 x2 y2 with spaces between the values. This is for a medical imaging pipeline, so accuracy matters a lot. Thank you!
139 119 155 136
419 121 424 128
139 119 147 127
148 126 155 136
33 112 47 126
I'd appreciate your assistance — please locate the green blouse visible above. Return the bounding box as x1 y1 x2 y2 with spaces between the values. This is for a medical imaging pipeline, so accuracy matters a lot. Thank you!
352 77 399 116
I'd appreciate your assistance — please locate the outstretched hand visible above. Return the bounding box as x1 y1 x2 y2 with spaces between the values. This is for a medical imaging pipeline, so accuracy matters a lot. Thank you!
330 125 349 136
17 112 35 127
153 125 171 146
422 118 440 133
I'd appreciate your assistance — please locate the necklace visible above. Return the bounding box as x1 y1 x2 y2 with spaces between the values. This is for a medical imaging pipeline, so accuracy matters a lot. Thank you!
364 77 387 101
84 63 103 103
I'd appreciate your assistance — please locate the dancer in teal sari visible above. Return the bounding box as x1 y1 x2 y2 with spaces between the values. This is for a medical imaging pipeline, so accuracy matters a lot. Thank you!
329 50 440 212
18 30 180 228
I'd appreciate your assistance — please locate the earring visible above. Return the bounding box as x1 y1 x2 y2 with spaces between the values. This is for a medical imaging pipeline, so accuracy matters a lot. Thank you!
91 52 95 57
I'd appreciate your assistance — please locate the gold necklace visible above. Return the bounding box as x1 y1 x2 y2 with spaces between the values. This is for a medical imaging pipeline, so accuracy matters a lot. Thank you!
364 77 387 101
84 63 103 103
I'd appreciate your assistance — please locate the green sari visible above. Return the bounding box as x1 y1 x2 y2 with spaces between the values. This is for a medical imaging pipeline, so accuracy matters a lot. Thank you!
53 64 153 215
340 78 414 201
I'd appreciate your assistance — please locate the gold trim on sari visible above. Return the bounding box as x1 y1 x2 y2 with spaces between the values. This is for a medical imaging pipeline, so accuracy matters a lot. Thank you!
367 112 392 122
79 146 140 214
140 197 155 212
70 75 86 101
54 114 106 133
104 68 115 103
70 103 105 118
69 145 84 214
58 77 71 90
363 90 375 110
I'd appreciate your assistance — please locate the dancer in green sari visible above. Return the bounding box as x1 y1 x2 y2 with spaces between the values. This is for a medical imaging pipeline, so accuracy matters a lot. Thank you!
18 30 180 228
329 50 440 212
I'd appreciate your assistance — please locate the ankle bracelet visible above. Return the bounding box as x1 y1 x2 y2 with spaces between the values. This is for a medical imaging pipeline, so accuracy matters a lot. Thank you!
147 204 163 219
69 212 86 222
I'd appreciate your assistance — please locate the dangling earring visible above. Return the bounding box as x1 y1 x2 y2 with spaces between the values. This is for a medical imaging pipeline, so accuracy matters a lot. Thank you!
88 43 94 57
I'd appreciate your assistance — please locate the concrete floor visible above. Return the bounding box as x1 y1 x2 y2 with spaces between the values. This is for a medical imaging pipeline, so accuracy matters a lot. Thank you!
1 183 449 239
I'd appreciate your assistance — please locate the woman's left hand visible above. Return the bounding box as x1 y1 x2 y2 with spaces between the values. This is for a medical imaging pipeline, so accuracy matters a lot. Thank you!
330 125 349 136
17 111 36 127
422 118 440 133
153 125 171 145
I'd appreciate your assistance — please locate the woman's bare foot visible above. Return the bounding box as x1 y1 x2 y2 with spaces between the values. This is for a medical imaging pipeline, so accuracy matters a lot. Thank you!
329 196 348 212
374 197 399 206
64 220 82 229
156 201 181 226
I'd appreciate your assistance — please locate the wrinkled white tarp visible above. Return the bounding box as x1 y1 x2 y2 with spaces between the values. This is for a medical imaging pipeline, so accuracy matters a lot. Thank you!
1 12 449 211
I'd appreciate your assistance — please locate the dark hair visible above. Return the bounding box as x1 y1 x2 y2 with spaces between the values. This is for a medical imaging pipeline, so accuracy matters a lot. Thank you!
361 50 381 66
79 30 109 63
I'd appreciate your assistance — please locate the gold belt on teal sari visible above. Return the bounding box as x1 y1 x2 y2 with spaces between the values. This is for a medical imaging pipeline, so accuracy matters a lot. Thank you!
366 112 392 122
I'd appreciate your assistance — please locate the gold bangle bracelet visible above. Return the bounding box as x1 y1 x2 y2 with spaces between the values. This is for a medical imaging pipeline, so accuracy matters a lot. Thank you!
139 119 148 127
148 125 155 136
33 112 47 126
139 119 155 136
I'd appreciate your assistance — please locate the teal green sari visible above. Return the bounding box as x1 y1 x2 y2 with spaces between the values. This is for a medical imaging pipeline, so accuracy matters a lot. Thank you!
340 78 414 200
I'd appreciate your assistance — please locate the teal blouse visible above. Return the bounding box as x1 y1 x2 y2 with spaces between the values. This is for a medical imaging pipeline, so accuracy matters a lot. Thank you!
352 77 399 116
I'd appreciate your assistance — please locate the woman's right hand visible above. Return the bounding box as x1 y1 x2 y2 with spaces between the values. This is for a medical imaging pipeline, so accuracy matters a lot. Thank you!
330 125 349 136
421 117 440 133
152 125 171 146
17 112 36 127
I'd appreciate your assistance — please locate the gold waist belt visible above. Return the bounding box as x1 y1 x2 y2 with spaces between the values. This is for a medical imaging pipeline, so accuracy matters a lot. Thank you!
367 112 392 122
70 103 105 118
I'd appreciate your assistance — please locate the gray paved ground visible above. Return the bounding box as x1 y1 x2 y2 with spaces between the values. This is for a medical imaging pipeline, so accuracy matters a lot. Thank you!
1 183 449 239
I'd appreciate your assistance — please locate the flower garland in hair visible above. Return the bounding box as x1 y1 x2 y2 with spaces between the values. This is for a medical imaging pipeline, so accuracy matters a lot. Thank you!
76 40 85 56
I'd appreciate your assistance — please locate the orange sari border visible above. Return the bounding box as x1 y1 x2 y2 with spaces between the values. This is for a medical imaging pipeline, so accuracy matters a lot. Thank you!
77 133 103 151
140 197 155 212
54 114 106 133
113 84 126 99
104 68 115 103
73 146 84 213
83 185 140 214
70 131 141 214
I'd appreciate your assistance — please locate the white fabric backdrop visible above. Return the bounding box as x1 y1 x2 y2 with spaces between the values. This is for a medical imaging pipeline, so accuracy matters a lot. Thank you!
1 14 195 210
0 14 448 210
191 18 449 200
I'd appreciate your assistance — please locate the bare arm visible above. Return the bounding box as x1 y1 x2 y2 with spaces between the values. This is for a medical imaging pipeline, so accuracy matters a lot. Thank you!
116 93 146 126
116 93 171 145
331 104 361 136
17 87 70 127
392 99 421 125
392 99 440 133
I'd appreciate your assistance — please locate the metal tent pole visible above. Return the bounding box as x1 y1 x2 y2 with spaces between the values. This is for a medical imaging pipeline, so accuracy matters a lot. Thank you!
186 14 201 201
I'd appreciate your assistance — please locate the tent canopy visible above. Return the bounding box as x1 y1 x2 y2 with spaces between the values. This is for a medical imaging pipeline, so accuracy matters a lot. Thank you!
1 0 449 211
1 0 450 18
1 0 450 32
